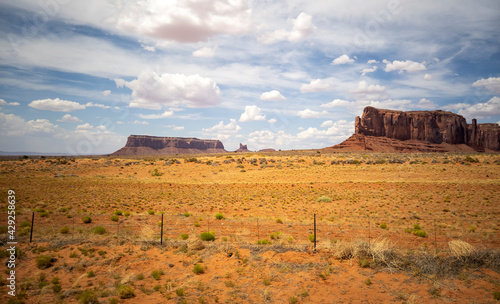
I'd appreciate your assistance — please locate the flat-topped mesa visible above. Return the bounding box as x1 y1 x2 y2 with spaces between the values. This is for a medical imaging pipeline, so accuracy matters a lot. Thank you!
112 135 226 155
235 143 250 153
355 106 469 144
329 106 499 152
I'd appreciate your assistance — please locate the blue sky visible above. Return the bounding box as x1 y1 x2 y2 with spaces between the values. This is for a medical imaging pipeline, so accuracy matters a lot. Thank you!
0 0 499 154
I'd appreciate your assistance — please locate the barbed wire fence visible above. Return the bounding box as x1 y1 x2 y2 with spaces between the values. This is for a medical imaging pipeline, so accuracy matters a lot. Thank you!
1 211 498 254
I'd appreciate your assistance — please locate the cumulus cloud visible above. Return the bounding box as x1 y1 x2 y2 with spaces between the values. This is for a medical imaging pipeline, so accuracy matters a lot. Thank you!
102 90 111 96
260 90 286 101
258 12 316 44
472 77 500 94
192 46 216 58
57 114 82 123
350 80 387 99
131 120 149 125
248 130 296 149
138 110 174 119
321 120 333 127
29 98 86 112
423 74 433 80
444 96 500 119
361 66 377 76
331 54 355 65
300 79 332 93
268 118 277 124
296 109 329 118
239 105 266 122
416 98 437 109
0 99 20 106
125 70 221 109
296 120 353 141
320 99 352 108
85 102 110 109
0 112 59 136
383 59 426 73
367 59 379 64
203 118 241 133
115 0 252 43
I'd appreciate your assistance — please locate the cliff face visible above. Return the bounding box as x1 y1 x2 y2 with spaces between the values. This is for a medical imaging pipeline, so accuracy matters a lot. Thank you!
330 107 499 152
112 135 226 155
235 143 250 153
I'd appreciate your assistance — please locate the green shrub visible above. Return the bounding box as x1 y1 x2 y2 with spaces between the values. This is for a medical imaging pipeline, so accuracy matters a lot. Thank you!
493 292 500 300
175 288 185 296
151 270 163 280
289 296 298 304
91 226 106 235
147 210 155 215
114 210 123 216
60 226 70 234
82 216 92 224
52 284 62 293
151 168 163 176
200 231 215 241
380 223 387 229
183 212 191 217
413 224 421 231
215 213 224 220
109 298 119 304
193 264 204 274
110 215 119 222
308 234 316 242
136 273 144 280
194 222 200 227
317 196 332 203
20 221 31 228
276 218 283 224
124 211 131 217
40 211 49 218
257 239 271 245
413 230 427 238
117 285 135 299
87 270 95 278
36 255 53 269
180 233 189 240
78 289 98 304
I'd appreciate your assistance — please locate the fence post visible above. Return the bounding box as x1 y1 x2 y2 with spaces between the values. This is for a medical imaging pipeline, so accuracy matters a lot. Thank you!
29 212 34 243
161 214 164 245
314 213 317 253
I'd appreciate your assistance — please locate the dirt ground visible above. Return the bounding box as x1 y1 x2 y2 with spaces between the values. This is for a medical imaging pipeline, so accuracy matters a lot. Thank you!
0 151 499 303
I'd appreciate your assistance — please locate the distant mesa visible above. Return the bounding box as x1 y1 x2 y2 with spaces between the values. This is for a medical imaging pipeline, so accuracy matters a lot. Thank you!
112 135 226 156
258 148 276 152
235 143 250 153
327 106 500 153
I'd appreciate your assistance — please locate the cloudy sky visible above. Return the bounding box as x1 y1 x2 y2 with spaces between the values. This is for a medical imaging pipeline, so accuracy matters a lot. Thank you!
0 0 499 154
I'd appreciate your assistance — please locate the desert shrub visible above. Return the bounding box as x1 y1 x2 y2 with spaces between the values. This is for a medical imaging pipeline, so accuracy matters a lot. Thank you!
183 212 191 217
194 222 200 227
98 250 106 256
365 278 372 285
463 155 479 163
175 288 185 296
40 211 49 217
117 285 135 299
200 231 215 241
380 223 387 229
151 270 163 280
36 255 53 269
60 226 70 234
147 210 155 215
87 270 95 278
109 298 119 304
91 226 106 235
180 233 189 240
257 239 271 245
270 232 281 240
136 273 144 280
110 215 119 222
308 234 316 242
0 225 7 234
317 196 332 203
469 225 476 233
359 258 371 268
124 211 131 217
78 289 99 304
413 230 427 238
215 213 224 220
114 210 123 216
276 218 283 224
52 284 62 293
449 240 477 260
494 292 500 300
413 224 421 231
20 221 31 228
289 296 298 304
193 264 204 274
151 168 163 176
82 216 92 224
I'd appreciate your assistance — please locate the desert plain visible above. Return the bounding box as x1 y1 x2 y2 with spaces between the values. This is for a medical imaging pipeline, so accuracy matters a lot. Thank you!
1 151 499 303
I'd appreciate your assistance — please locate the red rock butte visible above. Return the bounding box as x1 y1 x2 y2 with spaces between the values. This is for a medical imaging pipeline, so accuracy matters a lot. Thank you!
327 106 500 153
112 135 226 155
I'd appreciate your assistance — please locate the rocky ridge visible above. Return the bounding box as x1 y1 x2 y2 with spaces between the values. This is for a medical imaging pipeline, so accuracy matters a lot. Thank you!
112 135 226 155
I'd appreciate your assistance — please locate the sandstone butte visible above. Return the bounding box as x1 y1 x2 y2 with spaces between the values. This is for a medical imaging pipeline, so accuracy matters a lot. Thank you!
111 135 226 155
326 106 500 153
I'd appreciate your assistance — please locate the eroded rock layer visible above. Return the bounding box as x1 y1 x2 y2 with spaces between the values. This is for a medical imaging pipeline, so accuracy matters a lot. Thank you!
112 135 226 155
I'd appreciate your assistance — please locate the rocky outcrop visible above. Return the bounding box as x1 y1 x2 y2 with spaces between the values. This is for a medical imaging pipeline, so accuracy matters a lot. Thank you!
235 143 250 153
112 135 226 155
328 107 499 152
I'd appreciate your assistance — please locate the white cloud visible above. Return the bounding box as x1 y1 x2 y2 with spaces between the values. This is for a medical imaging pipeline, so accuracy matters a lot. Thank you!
320 99 352 108
268 118 277 124
0 113 59 136
57 114 82 123
258 12 316 44
29 98 86 112
331 54 355 65
367 59 379 64
472 77 500 94
383 59 427 73
0 99 20 106
423 74 433 80
239 105 266 122
296 120 353 141
138 111 174 119
416 98 437 109
114 79 126 88
248 130 296 149
141 44 156 52
203 118 241 133
361 66 377 76
260 90 286 101
300 79 332 93
125 70 221 109
321 120 333 127
131 120 149 125
296 109 329 118
172 126 185 131
85 102 110 109
192 46 216 58
444 96 500 119
102 90 111 96
350 80 387 99
115 0 252 43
